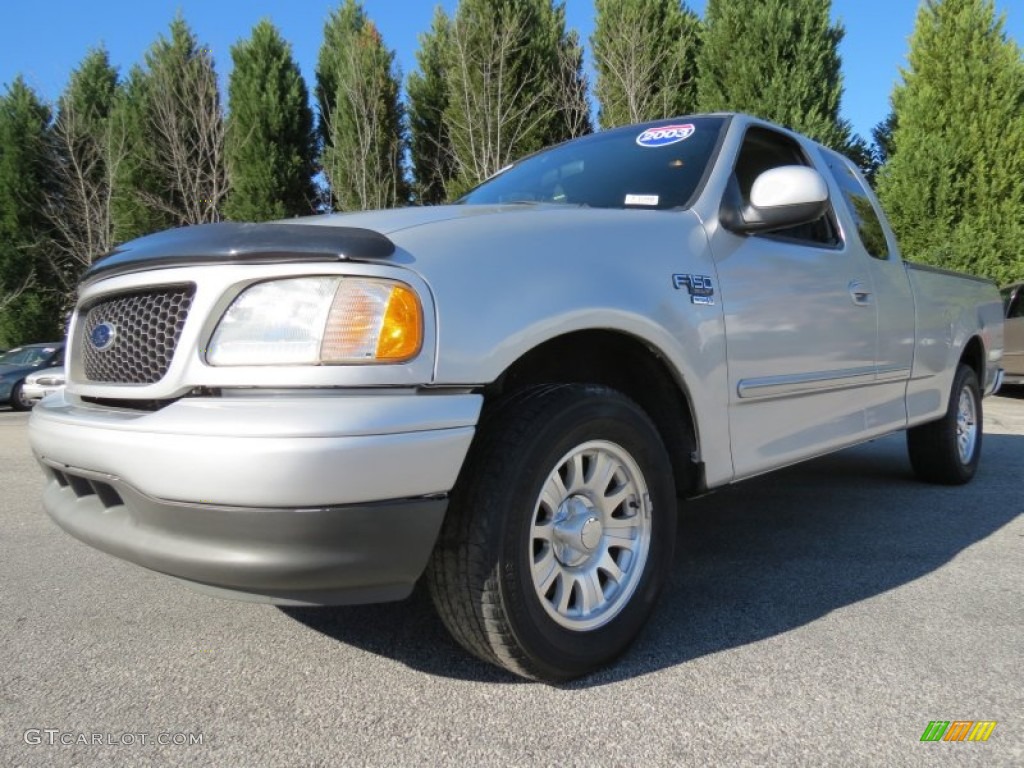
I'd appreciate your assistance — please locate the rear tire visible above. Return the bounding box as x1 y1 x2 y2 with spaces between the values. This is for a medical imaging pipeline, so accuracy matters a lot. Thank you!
427 384 677 681
907 364 982 485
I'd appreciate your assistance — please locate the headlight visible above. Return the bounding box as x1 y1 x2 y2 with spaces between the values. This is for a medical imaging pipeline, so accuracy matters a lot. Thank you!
207 277 423 366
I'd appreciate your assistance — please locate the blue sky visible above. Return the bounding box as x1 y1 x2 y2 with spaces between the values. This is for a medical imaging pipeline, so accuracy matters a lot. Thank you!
1 0 1022 142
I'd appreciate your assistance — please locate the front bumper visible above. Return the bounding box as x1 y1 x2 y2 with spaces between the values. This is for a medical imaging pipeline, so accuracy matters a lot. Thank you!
30 390 482 604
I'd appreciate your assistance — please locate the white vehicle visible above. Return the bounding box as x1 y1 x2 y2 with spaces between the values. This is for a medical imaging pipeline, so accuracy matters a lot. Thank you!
31 114 1005 681
21 366 66 405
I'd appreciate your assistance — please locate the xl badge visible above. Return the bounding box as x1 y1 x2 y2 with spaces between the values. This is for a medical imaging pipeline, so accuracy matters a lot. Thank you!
90 322 117 351
672 274 715 305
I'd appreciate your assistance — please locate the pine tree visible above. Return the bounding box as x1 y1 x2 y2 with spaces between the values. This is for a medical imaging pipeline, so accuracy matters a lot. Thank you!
697 0 849 149
224 20 316 222
0 77 62 345
407 7 454 205
876 0 1024 283
439 0 588 195
592 0 701 128
316 0 406 211
872 111 897 168
113 17 227 241
47 48 123 291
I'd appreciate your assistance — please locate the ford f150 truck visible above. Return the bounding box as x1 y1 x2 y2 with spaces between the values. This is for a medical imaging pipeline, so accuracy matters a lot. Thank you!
30 114 1005 681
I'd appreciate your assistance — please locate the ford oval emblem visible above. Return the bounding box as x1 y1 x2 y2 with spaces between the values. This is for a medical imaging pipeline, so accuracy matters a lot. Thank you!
90 322 117 351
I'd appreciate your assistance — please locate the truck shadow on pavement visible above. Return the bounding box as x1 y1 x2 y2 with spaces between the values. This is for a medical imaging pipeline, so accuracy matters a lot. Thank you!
282 431 1023 687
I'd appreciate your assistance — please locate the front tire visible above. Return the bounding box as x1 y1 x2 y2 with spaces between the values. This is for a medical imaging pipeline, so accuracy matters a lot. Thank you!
907 363 982 485
427 384 677 681
10 381 32 411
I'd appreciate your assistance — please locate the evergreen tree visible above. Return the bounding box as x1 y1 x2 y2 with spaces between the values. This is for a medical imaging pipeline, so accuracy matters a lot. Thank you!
877 0 1024 283
439 0 588 195
224 20 316 222
47 48 123 291
407 7 454 205
872 110 897 168
113 17 227 241
317 0 406 211
0 77 62 345
592 0 701 128
697 0 849 149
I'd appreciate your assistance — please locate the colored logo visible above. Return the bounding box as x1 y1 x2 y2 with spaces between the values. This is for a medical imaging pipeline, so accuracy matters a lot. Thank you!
636 124 695 148
90 322 117 351
920 721 997 742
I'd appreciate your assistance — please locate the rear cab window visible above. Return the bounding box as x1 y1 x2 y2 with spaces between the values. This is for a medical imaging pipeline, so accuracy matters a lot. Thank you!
1004 286 1022 318
821 149 891 260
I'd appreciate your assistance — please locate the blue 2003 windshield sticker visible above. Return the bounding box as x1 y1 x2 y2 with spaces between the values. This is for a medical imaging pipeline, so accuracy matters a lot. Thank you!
673 273 715 305
636 124 695 148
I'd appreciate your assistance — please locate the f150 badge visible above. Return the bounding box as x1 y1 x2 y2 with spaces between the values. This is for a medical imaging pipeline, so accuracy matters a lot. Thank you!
672 274 715 305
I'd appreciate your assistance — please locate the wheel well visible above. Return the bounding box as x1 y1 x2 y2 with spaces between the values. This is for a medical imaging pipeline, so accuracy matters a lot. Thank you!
960 336 985 384
484 330 702 498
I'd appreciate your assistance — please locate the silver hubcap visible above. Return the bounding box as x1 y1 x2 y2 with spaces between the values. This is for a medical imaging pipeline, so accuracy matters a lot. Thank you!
956 385 978 465
530 440 652 631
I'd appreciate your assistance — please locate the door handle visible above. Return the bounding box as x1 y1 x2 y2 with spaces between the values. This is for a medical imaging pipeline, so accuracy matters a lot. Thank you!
849 280 872 306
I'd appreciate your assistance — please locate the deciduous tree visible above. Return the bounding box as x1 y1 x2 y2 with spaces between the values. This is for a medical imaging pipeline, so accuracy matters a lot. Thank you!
439 0 589 196
592 0 701 128
113 17 228 241
317 0 406 211
45 48 125 292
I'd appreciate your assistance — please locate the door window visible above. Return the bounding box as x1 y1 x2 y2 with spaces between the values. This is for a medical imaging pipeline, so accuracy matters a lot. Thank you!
731 127 839 248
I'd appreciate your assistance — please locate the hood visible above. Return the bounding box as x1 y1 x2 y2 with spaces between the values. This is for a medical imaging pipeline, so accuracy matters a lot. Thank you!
81 206 538 284
82 204 695 283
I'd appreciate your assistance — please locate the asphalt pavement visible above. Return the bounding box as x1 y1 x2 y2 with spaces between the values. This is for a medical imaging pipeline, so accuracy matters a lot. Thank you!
1 392 1022 767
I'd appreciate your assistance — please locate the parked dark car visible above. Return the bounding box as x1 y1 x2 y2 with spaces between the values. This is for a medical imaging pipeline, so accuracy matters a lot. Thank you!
1001 283 1023 385
0 343 65 410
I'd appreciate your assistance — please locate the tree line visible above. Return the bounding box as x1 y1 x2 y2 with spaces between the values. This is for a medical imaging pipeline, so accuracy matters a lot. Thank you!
1 0 1022 345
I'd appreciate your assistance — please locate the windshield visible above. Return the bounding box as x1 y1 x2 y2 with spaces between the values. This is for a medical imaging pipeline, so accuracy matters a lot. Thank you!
460 117 727 211
0 346 53 366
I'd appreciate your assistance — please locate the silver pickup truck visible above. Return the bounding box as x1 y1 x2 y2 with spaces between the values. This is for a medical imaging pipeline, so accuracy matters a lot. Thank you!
30 114 1005 681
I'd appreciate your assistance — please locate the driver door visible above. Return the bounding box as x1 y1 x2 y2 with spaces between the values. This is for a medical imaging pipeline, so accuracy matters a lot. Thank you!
709 127 879 478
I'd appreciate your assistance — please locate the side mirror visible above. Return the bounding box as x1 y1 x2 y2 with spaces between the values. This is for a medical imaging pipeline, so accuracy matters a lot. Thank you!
721 165 830 235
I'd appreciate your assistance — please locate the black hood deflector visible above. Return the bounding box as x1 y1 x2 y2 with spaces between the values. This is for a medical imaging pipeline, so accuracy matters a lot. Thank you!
83 222 396 284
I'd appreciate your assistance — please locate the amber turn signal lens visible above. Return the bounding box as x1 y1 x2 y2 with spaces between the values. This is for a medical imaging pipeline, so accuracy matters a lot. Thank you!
376 284 422 360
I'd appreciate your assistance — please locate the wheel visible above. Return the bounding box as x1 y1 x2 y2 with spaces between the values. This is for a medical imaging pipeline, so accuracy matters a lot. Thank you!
9 380 33 411
427 384 677 681
907 363 982 485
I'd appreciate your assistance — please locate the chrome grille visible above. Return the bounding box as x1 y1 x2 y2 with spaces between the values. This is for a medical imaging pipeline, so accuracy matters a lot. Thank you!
80 285 195 384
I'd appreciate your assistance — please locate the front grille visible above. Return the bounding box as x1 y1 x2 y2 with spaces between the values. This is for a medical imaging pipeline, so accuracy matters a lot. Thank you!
80 285 195 384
